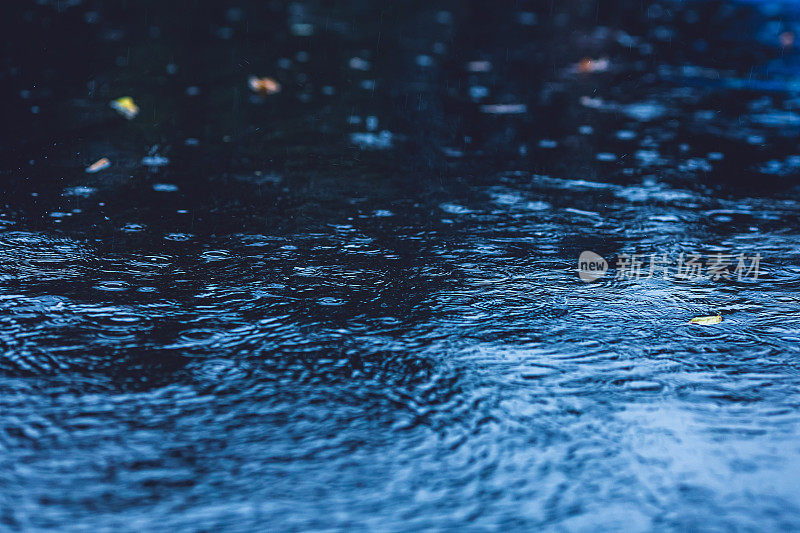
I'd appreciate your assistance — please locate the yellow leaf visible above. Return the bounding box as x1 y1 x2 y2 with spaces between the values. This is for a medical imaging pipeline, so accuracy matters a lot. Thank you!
85 157 111 173
110 96 139 119
248 76 281 95
690 314 722 325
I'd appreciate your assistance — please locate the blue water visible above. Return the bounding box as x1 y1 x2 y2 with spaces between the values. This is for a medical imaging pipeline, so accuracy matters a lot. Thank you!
2 0 800 530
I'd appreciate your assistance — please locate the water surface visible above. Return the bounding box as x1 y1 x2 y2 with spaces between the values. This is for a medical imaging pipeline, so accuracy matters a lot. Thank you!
2 0 800 530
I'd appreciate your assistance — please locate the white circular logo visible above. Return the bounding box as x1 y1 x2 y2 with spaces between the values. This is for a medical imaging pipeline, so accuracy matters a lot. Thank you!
577 251 608 282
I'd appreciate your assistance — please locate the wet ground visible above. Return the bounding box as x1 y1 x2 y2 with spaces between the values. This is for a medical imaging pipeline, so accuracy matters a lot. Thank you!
3 0 800 530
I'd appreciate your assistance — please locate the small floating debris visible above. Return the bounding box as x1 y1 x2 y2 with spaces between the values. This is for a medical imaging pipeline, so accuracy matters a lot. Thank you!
690 314 722 326
110 96 139 119
480 103 527 115
85 157 111 173
575 57 610 74
248 76 281 95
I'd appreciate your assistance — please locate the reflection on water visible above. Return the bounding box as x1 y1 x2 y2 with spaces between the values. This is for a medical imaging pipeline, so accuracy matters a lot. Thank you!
2 0 800 530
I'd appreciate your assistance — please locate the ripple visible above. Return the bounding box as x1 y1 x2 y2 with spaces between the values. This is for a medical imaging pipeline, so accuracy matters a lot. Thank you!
317 296 345 306
5 2 800 530
200 250 232 262
93 281 130 292
164 232 194 242
178 328 221 344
